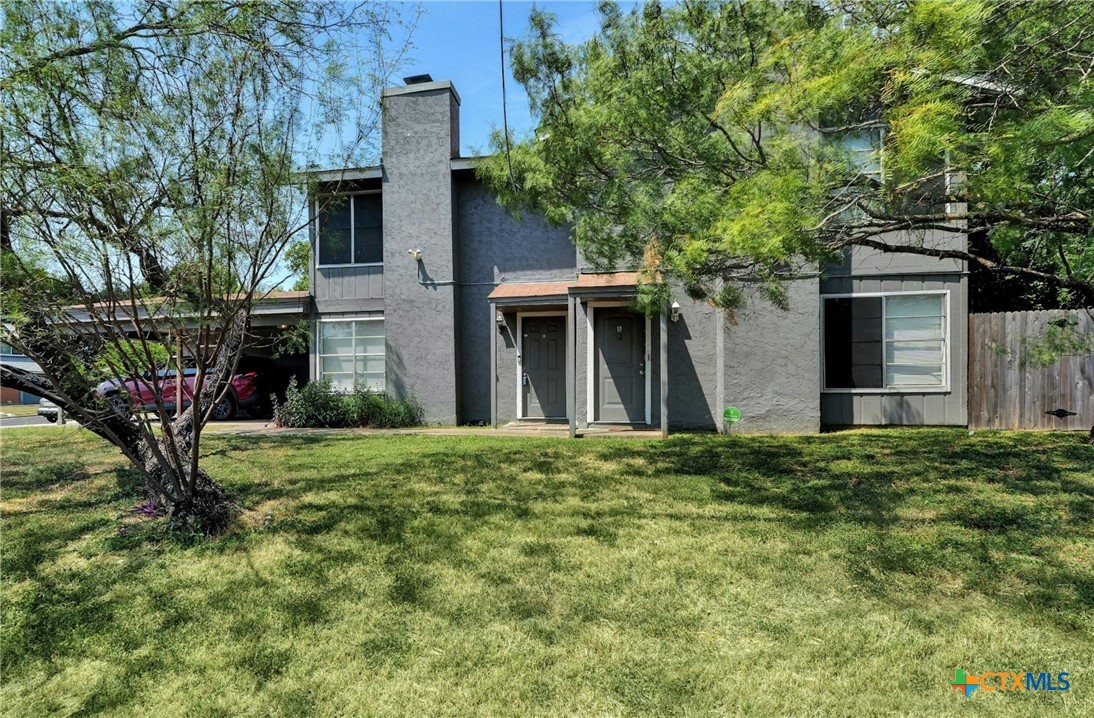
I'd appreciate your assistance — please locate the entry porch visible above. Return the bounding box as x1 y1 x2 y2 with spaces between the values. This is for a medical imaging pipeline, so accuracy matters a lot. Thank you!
488 272 670 438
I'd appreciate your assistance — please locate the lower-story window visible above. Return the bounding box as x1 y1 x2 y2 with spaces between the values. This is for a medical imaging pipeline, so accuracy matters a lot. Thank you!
319 318 385 392
823 292 947 390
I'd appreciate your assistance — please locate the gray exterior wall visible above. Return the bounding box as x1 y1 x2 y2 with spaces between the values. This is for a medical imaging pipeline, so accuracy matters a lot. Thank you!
722 279 822 434
380 82 462 423
819 272 968 426
313 266 383 312
665 296 718 429
820 223 968 427
309 176 386 314
456 174 577 423
307 77 969 433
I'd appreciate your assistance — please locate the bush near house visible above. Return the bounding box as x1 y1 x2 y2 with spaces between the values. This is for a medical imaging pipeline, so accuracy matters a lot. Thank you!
272 378 422 429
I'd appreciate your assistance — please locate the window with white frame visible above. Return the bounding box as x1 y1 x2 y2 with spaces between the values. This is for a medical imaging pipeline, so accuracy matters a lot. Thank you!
823 293 947 390
316 193 382 266
318 319 385 392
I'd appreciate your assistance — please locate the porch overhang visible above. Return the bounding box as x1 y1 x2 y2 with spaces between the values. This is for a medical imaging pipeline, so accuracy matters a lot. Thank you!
489 272 668 438
487 271 647 305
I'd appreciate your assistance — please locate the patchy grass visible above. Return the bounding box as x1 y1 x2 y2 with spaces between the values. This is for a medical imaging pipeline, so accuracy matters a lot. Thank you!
1 427 1091 717
0 404 40 417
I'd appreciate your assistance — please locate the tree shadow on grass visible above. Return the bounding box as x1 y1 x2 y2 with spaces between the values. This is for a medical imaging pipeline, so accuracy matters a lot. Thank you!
4 429 1090 710
600 431 1093 628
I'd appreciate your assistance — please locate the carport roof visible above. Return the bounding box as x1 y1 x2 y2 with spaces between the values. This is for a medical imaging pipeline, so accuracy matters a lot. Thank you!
61 290 312 327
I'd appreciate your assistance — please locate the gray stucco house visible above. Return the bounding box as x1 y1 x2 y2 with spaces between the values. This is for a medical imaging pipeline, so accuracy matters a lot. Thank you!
305 77 968 435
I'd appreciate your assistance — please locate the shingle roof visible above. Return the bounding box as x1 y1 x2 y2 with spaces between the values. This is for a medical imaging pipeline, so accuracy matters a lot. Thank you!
487 272 646 301
487 281 572 300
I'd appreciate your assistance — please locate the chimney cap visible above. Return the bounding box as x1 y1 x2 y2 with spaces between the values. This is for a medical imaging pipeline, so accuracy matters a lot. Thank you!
403 73 434 85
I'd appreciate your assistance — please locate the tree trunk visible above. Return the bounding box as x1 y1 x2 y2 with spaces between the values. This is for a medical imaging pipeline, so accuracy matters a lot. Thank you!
0 311 250 536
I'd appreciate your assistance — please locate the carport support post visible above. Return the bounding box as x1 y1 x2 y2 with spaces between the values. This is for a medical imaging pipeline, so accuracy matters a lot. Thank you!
567 295 576 438
660 307 668 438
490 303 498 429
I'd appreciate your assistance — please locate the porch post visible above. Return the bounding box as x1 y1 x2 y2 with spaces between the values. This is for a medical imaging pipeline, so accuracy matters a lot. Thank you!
660 306 668 438
490 303 498 429
567 295 577 438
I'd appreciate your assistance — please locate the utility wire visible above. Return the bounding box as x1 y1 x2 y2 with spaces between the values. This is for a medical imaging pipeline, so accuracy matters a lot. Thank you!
499 0 516 190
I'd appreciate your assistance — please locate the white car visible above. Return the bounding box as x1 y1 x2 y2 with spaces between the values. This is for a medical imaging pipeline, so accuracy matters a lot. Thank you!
37 397 60 422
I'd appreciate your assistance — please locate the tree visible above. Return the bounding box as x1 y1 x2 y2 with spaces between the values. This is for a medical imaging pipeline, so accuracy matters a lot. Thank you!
284 239 311 291
0 0 414 533
480 0 1094 313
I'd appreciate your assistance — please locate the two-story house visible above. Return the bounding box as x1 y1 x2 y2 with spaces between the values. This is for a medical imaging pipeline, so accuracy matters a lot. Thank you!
304 76 968 435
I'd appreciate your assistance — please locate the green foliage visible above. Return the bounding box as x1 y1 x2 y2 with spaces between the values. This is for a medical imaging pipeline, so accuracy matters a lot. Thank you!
271 320 310 359
284 240 310 291
482 0 1094 310
273 378 423 429
1022 315 1094 367
92 340 171 380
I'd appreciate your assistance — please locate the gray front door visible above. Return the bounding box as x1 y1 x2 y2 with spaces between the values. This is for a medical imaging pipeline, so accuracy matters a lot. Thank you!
522 316 566 418
596 311 645 423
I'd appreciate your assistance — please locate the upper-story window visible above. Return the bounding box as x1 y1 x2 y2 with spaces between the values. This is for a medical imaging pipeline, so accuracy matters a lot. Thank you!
841 127 884 181
317 192 383 266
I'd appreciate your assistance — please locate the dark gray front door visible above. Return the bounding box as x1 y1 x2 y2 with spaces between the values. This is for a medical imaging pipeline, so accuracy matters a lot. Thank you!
596 311 645 423
522 316 566 418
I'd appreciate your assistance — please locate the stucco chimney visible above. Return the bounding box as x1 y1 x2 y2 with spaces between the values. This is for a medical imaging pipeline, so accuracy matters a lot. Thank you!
381 79 462 423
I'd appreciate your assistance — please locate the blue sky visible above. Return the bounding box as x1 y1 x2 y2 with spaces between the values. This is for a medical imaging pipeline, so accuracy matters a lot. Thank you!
394 1 624 155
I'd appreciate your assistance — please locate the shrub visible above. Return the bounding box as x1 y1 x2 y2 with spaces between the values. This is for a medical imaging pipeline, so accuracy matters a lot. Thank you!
273 378 422 429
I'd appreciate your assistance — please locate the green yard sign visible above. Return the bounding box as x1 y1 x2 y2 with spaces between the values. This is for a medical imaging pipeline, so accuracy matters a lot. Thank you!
723 407 741 423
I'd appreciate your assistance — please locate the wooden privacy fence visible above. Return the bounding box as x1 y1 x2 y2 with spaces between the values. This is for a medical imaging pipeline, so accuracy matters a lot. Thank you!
968 310 1094 430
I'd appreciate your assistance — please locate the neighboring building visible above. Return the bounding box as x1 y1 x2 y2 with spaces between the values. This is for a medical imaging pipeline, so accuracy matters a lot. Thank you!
304 76 968 434
0 341 44 405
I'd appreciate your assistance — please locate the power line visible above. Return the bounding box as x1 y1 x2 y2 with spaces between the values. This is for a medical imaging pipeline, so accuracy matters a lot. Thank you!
499 0 516 190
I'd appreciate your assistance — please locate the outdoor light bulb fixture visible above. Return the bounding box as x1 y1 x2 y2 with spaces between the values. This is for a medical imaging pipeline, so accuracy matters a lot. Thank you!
408 249 423 262
670 301 681 323
495 312 505 325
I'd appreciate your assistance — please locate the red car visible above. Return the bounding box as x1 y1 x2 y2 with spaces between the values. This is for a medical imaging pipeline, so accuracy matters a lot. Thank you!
95 368 263 421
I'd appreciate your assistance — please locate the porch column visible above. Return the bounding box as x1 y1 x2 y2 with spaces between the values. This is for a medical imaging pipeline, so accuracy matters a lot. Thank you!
660 307 668 438
567 295 577 438
490 303 498 429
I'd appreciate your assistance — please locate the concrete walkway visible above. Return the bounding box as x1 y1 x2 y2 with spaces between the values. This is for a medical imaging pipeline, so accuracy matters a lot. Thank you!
200 419 664 439
0 417 664 439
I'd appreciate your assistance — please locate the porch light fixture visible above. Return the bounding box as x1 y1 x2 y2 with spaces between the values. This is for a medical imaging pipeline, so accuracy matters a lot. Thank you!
408 248 422 262
670 301 681 323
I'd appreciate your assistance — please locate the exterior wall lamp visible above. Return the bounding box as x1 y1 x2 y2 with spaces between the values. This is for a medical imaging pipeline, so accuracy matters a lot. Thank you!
670 300 681 323
408 248 422 262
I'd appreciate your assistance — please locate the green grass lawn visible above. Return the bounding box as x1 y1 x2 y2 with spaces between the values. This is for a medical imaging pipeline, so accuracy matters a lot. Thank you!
2 427 1091 717
0 404 40 418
